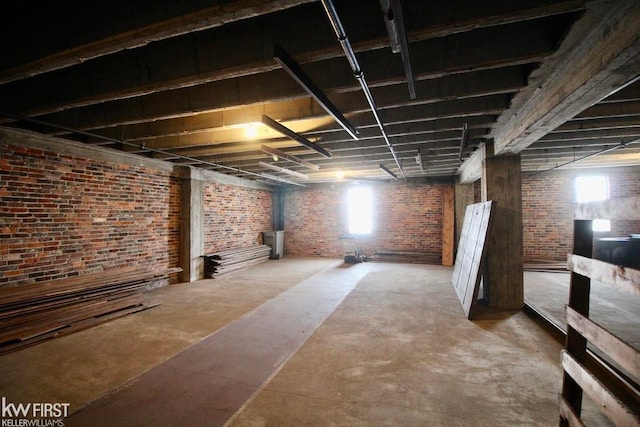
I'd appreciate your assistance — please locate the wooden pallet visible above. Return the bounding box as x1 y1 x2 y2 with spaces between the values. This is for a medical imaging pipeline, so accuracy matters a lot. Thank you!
559 196 640 426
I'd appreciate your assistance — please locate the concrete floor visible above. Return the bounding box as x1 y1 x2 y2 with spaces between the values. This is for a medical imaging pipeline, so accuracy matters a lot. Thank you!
524 270 640 351
0 258 615 426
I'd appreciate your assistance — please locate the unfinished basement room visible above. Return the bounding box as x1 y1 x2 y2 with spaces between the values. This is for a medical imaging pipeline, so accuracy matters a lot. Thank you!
1 1 639 426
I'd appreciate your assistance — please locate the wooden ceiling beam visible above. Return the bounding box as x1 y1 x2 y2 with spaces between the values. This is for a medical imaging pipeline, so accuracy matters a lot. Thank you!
116 137 473 168
1 0 583 87
127 123 488 156
537 127 640 142
184 143 467 168
0 0 317 85
0 2 574 119
111 115 492 152
80 94 509 143
492 0 640 154
529 137 640 151
554 116 640 132
597 80 640 103
575 100 640 120
39 66 526 135
521 147 640 171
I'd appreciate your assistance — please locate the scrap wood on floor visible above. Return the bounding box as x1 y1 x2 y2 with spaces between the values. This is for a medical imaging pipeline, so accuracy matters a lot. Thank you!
369 249 441 264
0 266 179 355
202 245 271 278
523 260 569 273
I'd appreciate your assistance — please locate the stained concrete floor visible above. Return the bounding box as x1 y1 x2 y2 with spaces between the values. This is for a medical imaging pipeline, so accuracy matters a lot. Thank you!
0 258 617 426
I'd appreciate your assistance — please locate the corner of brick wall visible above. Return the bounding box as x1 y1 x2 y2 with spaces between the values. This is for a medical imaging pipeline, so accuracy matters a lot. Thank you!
203 182 273 253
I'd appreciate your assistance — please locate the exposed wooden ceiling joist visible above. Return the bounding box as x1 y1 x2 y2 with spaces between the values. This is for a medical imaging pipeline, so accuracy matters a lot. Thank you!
3 0 639 185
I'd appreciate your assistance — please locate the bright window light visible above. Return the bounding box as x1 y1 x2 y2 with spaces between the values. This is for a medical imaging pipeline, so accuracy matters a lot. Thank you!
575 175 610 232
592 219 610 232
348 186 372 234
575 175 608 203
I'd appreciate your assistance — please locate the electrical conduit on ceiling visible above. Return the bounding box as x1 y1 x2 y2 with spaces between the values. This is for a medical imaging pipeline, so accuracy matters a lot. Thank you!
320 0 406 180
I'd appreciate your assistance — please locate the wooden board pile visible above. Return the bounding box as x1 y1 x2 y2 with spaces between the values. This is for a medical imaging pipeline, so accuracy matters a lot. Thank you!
370 249 441 264
0 266 173 355
523 260 569 273
203 245 271 278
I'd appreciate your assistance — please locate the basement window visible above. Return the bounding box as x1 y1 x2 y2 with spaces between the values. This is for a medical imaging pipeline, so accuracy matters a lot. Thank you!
575 175 610 232
348 186 372 234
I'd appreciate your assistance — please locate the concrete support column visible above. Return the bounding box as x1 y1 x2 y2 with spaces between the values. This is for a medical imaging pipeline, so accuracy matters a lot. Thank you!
481 153 524 309
273 189 285 231
180 167 205 283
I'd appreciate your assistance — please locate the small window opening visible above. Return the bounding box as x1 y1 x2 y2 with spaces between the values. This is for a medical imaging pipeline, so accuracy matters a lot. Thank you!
575 175 610 232
348 186 372 234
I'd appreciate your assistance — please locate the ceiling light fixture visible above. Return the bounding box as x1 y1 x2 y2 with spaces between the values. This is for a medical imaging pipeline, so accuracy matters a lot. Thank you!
379 163 398 180
261 115 331 158
273 44 359 140
245 122 260 138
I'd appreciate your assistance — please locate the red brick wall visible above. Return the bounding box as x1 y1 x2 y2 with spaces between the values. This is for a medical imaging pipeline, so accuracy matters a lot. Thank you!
522 172 575 261
284 183 445 258
522 167 640 261
203 183 272 253
0 143 181 286
607 169 640 237
284 186 344 257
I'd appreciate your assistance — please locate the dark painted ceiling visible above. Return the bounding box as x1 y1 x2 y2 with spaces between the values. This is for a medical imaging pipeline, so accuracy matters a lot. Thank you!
1 0 639 185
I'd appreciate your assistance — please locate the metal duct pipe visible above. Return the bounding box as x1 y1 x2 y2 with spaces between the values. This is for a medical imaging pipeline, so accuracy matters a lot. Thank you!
320 0 406 180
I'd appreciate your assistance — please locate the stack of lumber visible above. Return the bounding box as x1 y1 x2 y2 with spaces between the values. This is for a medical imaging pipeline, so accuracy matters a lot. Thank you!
0 266 175 355
203 245 271 278
523 260 569 273
370 249 441 265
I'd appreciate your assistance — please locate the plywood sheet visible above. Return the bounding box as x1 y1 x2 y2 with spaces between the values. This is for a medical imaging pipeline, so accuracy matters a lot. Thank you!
451 201 494 318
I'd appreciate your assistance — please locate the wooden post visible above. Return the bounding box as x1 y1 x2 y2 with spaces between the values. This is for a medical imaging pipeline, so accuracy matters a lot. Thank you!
454 182 475 251
560 219 593 426
442 185 455 266
481 153 523 309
